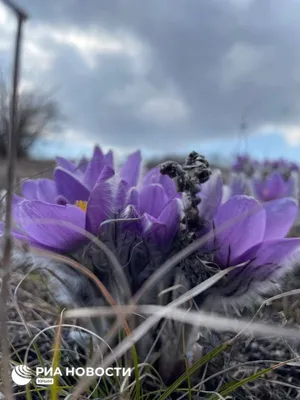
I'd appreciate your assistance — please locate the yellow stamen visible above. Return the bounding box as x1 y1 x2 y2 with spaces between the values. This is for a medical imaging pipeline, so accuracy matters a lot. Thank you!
75 200 88 212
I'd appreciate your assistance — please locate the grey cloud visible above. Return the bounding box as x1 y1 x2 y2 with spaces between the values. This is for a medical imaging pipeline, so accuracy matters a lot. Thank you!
6 0 300 150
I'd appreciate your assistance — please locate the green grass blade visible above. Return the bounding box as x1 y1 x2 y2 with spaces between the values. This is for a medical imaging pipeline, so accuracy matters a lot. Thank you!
208 358 300 400
158 342 230 400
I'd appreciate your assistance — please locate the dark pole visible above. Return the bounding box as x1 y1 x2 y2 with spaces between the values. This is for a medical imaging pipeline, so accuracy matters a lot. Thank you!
0 2 28 398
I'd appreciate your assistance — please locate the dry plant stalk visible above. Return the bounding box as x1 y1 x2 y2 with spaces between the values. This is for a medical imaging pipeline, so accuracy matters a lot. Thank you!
0 1 28 399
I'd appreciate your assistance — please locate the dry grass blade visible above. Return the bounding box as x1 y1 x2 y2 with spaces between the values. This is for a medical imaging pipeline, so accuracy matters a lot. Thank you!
63 304 300 341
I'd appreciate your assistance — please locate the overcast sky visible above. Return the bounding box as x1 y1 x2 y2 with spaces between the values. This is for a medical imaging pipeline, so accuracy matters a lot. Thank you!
1 0 300 162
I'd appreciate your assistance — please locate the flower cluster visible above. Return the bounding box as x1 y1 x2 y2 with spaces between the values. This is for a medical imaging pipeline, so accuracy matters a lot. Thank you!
232 154 299 177
2 146 299 308
3 145 300 383
231 154 299 203
7 146 180 253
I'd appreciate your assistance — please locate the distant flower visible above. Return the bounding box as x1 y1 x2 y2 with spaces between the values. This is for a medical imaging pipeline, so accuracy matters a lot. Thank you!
252 171 297 202
232 154 259 176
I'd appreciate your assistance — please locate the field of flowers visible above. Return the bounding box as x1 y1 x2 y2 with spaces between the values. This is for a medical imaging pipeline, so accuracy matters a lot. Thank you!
2 147 300 399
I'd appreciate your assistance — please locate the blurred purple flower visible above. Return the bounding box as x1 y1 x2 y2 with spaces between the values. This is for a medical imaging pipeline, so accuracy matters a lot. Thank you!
252 171 296 202
232 154 259 176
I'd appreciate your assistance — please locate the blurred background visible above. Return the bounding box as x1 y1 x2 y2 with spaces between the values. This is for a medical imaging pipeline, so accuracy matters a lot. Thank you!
1 0 300 176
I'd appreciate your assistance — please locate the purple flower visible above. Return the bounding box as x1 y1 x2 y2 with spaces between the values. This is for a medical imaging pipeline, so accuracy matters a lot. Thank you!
119 167 181 247
8 165 115 252
21 146 140 205
252 171 296 202
232 155 259 176
210 195 300 299
196 169 300 300
56 145 113 177
232 155 251 173
222 173 249 203
6 147 180 252
198 169 248 220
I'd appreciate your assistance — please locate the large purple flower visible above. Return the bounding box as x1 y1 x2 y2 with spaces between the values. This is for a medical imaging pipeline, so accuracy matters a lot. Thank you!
8 165 114 252
6 146 180 252
211 195 300 299
21 146 116 205
197 170 300 300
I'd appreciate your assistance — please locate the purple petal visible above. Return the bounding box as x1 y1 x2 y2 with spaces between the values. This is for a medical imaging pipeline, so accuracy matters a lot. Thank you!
95 164 114 184
142 168 177 200
0 221 39 246
263 197 298 240
78 157 88 173
104 150 114 168
142 168 161 186
56 157 80 175
14 200 86 251
121 204 142 232
0 221 54 250
54 167 90 203
13 194 23 205
86 180 114 235
139 184 168 218
141 213 166 241
159 174 178 200
22 179 58 203
21 180 38 200
120 150 141 187
158 198 181 245
93 145 103 159
116 180 130 211
126 187 140 210
198 169 223 221
83 147 105 189
222 238 300 298
36 179 57 203
214 196 266 266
